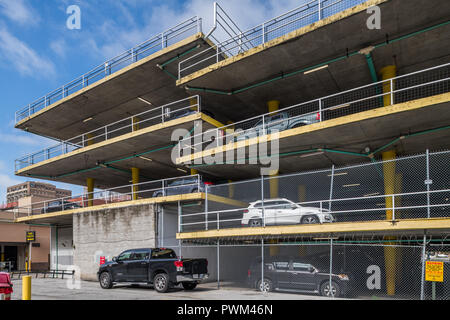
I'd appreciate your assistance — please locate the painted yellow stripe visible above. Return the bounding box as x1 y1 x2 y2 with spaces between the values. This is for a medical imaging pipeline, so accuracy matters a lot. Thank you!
177 93 450 164
201 113 225 128
14 192 245 223
16 112 207 174
176 0 388 86
15 192 205 223
16 33 205 127
176 217 450 239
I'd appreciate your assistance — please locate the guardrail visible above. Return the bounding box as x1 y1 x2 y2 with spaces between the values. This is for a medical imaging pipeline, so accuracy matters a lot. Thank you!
15 95 201 171
177 62 450 158
179 188 450 232
10 270 75 280
15 16 202 123
12 174 203 217
179 0 367 78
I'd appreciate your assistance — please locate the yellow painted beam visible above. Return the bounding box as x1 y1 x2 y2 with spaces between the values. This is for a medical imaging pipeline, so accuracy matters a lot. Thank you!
205 194 248 208
15 193 205 223
176 217 450 239
177 93 450 164
16 32 206 127
177 0 388 86
200 113 225 128
380 65 397 107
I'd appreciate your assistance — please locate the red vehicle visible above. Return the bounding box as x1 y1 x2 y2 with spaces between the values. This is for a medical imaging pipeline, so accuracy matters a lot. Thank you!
0 272 13 300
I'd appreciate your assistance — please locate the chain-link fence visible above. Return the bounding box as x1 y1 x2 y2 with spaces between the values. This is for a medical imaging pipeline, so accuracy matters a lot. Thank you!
178 149 450 232
178 239 449 300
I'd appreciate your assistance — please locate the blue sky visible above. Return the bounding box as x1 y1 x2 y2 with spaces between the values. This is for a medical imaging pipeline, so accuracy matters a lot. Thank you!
0 0 305 203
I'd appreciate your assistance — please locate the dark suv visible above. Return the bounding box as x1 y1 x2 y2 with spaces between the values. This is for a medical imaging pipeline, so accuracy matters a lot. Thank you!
247 257 350 297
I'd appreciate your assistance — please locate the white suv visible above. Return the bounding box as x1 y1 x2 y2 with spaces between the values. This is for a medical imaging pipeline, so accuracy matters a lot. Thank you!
241 198 335 227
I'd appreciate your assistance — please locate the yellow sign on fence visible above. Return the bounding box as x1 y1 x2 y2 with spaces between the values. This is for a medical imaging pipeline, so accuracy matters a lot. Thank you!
425 261 444 282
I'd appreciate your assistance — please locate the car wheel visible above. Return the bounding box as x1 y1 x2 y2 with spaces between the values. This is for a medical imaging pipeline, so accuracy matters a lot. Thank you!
182 282 197 290
320 281 340 298
191 188 199 194
301 215 319 224
99 272 113 289
154 192 163 198
154 273 170 293
248 219 263 227
257 278 273 292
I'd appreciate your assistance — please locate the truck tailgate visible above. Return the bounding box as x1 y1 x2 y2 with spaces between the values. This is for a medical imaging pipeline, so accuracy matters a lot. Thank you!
182 259 208 274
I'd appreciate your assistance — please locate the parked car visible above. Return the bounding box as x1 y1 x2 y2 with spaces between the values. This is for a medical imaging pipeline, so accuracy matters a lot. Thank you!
235 111 320 141
152 177 213 197
247 257 350 297
241 198 335 227
41 200 81 214
0 272 13 300
98 248 208 293
167 108 215 120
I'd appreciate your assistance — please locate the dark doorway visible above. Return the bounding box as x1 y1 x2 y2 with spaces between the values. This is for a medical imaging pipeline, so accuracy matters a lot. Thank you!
5 246 18 271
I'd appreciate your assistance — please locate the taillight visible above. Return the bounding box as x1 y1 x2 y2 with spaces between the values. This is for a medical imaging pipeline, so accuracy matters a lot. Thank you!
243 209 249 213
174 260 183 268
316 112 321 121
204 182 213 185
174 260 184 272
248 269 251 277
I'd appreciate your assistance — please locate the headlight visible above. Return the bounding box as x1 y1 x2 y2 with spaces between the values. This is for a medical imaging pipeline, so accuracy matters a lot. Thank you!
338 274 349 280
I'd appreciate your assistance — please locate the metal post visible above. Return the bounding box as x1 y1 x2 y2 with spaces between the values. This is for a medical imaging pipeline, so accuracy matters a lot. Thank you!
261 175 265 227
318 99 322 121
318 0 322 20
420 233 427 300
329 165 335 211
262 23 265 44
392 194 395 221
329 238 334 298
105 127 108 141
217 240 220 289
161 206 164 247
161 32 165 49
261 239 265 293
426 149 431 219
390 79 394 105
178 201 182 233
205 184 209 231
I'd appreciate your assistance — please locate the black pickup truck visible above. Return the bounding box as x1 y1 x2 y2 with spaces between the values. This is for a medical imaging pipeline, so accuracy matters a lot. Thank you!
97 248 208 293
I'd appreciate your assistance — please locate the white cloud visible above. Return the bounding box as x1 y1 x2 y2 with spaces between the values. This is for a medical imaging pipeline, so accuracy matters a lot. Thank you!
50 39 68 58
0 26 55 78
0 0 39 25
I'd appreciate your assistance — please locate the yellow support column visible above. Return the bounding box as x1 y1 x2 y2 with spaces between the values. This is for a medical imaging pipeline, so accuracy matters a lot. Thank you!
22 275 31 300
382 150 397 296
267 100 280 114
190 97 199 112
86 133 95 146
190 168 198 176
132 167 140 200
380 65 397 107
132 117 140 132
87 178 94 207
0 245 4 262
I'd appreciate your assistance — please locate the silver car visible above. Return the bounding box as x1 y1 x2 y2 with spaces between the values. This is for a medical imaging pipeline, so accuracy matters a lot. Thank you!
235 111 320 141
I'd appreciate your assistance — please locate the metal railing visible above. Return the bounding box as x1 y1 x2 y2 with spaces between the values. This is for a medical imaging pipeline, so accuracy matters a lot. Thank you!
177 62 450 158
12 174 202 217
179 189 450 232
10 269 75 280
15 16 202 123
15 95 201 171
179 0 367 78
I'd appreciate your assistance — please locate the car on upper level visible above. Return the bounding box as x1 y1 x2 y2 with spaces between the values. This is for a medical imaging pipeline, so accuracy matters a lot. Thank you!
235 111 321 141
166 108 215 120
247 257 350 297
41 200 81 214
152 176 213 197
241 198 335 227
98 248 208 293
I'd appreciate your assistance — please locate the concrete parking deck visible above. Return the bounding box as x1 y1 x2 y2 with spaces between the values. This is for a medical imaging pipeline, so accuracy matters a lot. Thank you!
176 0 450 123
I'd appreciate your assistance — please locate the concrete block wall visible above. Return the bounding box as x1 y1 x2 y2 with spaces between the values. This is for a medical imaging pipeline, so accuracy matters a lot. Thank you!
73 204 156 281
